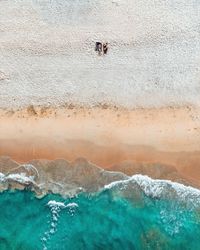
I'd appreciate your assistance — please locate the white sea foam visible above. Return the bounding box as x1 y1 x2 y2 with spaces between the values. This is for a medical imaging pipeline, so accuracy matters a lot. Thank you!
20 164 40 179
104 174 200 205
42 200 67 249
0 173 5 182
47 200 66 209
0 172 36 185
6 173 35 185
66 202 79 216
66 202 78 208
42 200 79 249
159 209 184 236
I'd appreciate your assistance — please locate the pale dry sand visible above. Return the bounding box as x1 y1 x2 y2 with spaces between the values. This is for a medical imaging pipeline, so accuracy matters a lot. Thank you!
1 0 200 191
1 0 200 108
0 105 200 187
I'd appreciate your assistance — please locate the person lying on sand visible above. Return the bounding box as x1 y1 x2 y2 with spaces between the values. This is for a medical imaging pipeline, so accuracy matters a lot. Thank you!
103 42 108 55
95 42 102 56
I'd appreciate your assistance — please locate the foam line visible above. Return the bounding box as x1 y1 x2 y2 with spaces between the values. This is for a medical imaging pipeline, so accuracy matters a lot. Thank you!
104 174 200 204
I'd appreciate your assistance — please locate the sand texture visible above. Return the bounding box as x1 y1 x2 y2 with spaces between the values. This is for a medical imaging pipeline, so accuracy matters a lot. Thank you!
0 105 200 187
0 0 200 108
0 155 198 197
1 0 200 188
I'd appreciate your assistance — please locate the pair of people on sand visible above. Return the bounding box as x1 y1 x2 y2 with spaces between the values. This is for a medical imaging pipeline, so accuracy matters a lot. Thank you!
95 42 108 56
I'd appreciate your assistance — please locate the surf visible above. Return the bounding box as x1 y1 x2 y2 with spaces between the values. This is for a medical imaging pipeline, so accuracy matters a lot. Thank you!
0 174 200 250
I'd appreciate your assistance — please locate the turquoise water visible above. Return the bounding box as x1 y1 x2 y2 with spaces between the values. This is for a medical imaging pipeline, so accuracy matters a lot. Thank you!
0 183 200 250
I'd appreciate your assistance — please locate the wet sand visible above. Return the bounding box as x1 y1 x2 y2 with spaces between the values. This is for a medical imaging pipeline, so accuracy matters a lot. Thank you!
0 105 200 187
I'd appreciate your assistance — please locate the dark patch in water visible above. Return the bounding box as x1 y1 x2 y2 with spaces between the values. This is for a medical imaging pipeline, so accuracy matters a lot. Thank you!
0 181 199 250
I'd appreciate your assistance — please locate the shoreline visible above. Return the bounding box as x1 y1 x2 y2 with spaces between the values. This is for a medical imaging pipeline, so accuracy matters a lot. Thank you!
0 156 200 197
1 105 200 188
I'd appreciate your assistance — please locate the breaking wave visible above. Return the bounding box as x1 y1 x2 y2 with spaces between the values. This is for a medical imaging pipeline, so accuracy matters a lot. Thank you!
0 157 200 249
104 174 200 207
0 173 199 249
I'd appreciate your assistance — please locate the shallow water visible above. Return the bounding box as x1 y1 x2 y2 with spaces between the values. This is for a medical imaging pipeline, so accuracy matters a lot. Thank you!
0 182 200 250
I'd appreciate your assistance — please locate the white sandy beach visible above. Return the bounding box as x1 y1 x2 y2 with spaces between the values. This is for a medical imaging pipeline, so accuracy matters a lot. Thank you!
0 0 200 108
0 0 200 188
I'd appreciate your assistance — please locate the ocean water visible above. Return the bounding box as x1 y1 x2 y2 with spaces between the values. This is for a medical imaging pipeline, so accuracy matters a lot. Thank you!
0 179 200 250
